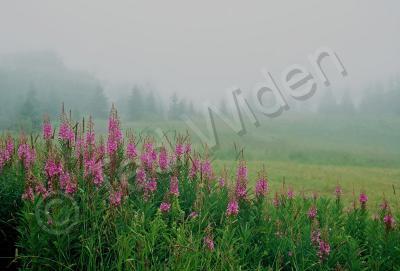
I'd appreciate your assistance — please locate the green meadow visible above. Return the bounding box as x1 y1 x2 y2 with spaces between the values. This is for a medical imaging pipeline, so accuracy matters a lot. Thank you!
93 113 400 206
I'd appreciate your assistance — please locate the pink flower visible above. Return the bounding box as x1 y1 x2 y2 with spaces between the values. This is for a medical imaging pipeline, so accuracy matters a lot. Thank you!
184 144 191 154
384 215 395 230
255 177 268 197
43 121 53 140
126 142 137 160
175 143 184 158
308 206 317 220
218 177 225 188
160 202 171 213
318 240 331 260
18 144 36 169
236 184 247 199
107 115 122 155
359 192 368 207
84 158 104 186
335 186 342 198
59 122 75 143
235 162 248 199
110 190 123 207
204 235 215 251
65 179 77 195
380 200 389 211
45 159 63 178
158 148 169 171
189 211 198 219
22 187 34 201
189 159 200 179
287 188 294 199
226 200 239 217
136 168 146 186
201 159 213 180
170 176 180 197
145 178 158 193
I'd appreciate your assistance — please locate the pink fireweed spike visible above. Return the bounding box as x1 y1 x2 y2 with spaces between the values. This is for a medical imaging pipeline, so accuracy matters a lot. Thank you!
204 235 215 251
189 159 200 179
287 188 294 199
45 159 63 178
201 159 213 180
126 142 137 160
18 143 36 169
170 176 180 197
317 240 331 260
235 162 248 199
136 168 146 187
145 178 158 194
160 202 171 213
59 122 75 143
255 177 268 197
175 143 184 158
335 186 342 199
158 148 169 171
226 200 239 217
218 177 226 188
107 113 123 155
308 206 318 220
359 192 368 209
43 120 53 140
109 190 123 207
384 214 395 230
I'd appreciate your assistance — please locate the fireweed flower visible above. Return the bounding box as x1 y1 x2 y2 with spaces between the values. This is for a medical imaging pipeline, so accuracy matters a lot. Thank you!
126 142 137 160
218 177 225 188
107 114 123 155
184 144 191 155
43 121 53 140
226 200 239 217
84 158 104 186
189 211 198 219
317 240 331 260
170 176 180 197
59 122 75 143
136 168 147 186
204 235 215 251
384 215 395 230
22 187 34 202
160 202 171 213
109 190 123 207
308 206 318 220
335 186 342 198
255 177 268 197
158 148 169 171
45 159 63 178
145 178 158 193
189 159 200 179
380 200 389 211
287 188 294 199
18 144 36 169
175 143 184 158
359 192 368 208
201 159 213 180
235 162 248 199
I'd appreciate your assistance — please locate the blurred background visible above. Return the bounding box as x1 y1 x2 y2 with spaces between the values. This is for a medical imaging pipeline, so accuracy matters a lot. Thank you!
0 0 400 201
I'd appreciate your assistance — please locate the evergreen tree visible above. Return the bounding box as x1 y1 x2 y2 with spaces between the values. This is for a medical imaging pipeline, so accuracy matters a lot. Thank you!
318 87 338 115
128 85 145 120
168 92 180 120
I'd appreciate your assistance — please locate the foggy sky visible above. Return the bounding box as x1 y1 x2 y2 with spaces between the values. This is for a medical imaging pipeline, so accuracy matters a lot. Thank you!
1 1 399 102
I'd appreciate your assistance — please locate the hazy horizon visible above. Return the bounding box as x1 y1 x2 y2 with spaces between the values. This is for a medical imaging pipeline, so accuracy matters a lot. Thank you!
1 1 399 102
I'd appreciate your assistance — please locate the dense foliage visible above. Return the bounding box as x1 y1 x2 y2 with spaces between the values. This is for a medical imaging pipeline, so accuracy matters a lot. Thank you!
0 108 399 270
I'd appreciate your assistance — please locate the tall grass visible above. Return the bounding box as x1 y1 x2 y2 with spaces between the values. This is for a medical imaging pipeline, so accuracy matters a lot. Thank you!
0 110 399 270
